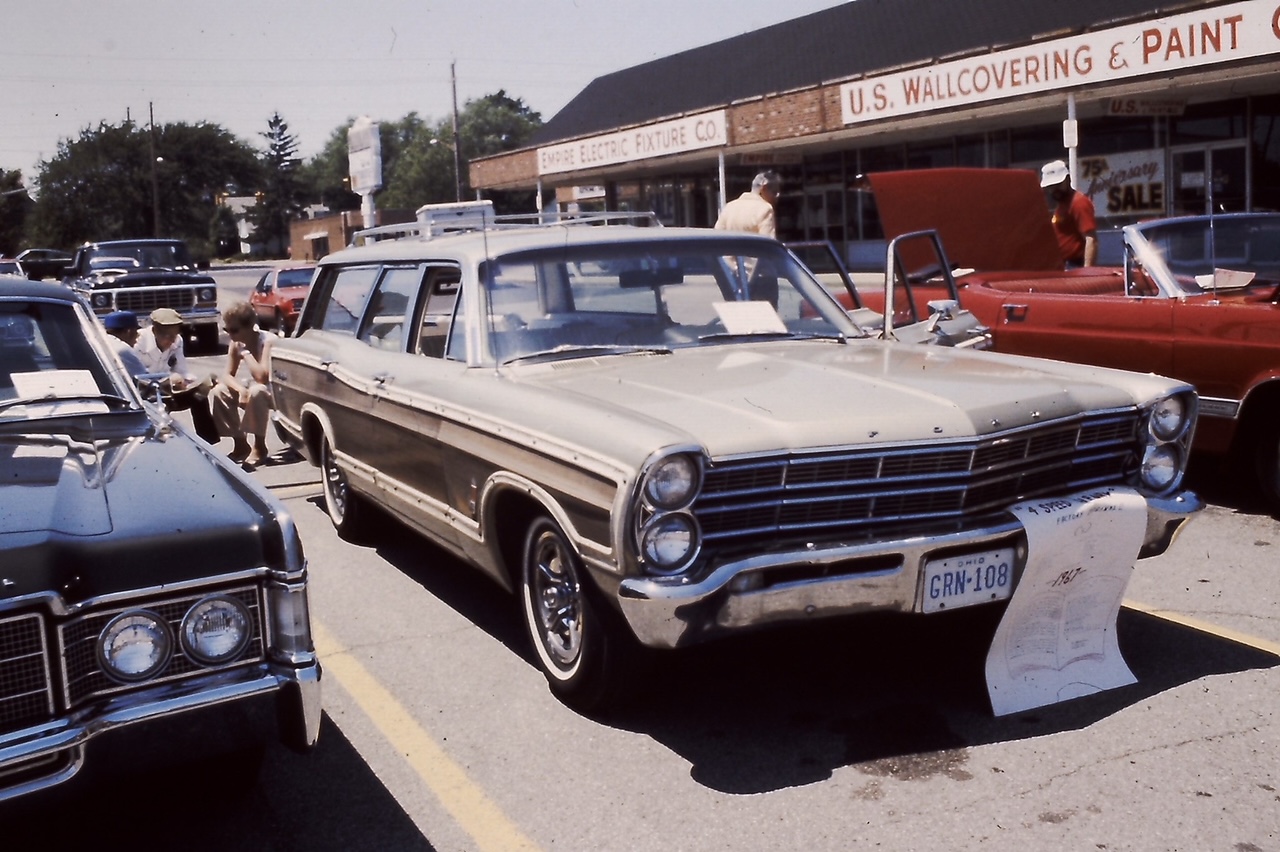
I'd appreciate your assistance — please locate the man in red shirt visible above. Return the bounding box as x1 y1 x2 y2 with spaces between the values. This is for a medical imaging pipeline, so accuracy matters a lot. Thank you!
1041 159 1097 268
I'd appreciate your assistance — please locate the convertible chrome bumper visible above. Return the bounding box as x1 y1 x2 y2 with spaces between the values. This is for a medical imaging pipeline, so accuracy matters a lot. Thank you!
616 490 1202 649
0 658 321 803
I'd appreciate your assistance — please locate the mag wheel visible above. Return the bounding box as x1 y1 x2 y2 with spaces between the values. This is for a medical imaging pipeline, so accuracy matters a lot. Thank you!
520 516 634 712
320 435 367 539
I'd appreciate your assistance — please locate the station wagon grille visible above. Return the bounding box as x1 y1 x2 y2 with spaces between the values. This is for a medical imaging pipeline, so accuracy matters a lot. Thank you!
111 286 197 313
0 613 54 736
694 411 1141 545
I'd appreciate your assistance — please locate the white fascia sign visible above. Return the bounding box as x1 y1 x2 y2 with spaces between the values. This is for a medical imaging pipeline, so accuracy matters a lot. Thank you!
538 110 727 176
841 0 1280 126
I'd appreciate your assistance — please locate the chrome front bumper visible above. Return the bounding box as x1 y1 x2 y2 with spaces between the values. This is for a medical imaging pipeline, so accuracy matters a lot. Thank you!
0 658 321 803
616 490 1202 649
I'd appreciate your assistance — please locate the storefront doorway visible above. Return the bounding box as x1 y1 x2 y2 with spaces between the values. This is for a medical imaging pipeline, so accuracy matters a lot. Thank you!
1170 143 1248 216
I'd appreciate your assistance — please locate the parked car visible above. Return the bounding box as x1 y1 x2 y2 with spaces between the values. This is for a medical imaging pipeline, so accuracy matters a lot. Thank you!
271 203 1200 711
0 278 320 802
787 238 990 348
864 168 1280 510
62 239 220 351
250 265 316 334
15 248 72 281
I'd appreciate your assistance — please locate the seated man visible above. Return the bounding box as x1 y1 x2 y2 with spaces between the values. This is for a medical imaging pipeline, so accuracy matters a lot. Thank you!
209 301 274 466
102 311 149 377
133 307 219 442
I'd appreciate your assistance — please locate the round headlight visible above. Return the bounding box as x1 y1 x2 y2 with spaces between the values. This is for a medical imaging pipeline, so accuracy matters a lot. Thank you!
92 293 111 308
1150 395 1188 441
641 513 698 573
643 454 700 510
181 595 252 665
1140 444 1181 492
97 611 173 683
198 287 216 302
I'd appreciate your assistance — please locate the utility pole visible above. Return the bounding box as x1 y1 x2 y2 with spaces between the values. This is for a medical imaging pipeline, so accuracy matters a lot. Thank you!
149 102 161 237
451 61 462 202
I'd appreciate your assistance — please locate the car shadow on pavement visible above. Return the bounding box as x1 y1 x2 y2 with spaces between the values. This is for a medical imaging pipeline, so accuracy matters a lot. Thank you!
341 506 1280 796
1 714 435 851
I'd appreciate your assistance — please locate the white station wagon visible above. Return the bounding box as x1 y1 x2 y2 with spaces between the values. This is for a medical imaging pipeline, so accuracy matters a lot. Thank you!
270 204 1201 710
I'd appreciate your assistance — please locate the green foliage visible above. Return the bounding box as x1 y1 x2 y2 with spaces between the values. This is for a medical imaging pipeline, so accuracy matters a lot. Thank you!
296 124 361 212
209 205 239 259
20 89 545 251
27 119 261 252
0 169 32 256
247 113 303 256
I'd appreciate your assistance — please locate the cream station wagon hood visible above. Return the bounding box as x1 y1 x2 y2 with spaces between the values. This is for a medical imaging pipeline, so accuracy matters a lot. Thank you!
506 339 1169 460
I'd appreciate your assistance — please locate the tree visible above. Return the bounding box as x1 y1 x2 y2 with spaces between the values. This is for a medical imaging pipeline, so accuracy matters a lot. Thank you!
297 125 361 212
0 169 31 255
456 91 542 214
358 93 544 214
248 112 303 256
27 119 261 256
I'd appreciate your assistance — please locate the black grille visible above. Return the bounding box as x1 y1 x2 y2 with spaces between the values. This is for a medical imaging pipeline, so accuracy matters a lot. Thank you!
0 613 54 737
695 411 1140 545
58 586 265 708
112 287 197 313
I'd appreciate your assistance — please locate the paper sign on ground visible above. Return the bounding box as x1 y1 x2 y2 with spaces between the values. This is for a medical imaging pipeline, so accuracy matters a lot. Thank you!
985 486 1146 716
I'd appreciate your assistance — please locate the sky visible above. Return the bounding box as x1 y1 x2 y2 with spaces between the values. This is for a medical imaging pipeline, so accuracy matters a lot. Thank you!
3 0 848 180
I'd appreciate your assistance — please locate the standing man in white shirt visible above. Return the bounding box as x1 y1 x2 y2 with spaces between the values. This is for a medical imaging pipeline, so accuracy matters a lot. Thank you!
714 170 782 238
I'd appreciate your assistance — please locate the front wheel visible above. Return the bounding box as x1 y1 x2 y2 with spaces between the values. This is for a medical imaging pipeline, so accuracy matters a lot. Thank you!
320 435 368 540
520 516 634 712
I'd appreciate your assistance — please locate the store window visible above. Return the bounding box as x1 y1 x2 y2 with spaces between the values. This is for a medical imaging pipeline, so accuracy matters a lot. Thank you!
1252 94 1280 212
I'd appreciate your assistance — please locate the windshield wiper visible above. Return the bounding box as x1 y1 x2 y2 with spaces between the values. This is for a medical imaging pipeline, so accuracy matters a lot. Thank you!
696 331 846 343
0 393 137 414
505 344 673 364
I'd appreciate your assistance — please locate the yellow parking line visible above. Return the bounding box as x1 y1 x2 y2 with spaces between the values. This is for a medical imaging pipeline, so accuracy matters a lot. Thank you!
312 621 542 852
1124 599 1280 657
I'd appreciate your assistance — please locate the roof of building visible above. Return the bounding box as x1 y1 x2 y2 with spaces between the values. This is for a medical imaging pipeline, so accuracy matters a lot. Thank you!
531 0 1178 145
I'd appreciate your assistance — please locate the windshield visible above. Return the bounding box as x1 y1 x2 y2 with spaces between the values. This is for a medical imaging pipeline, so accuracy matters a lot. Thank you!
86 242 195 271
0 300 131 420
1129 214 1280 293
479 240 861 364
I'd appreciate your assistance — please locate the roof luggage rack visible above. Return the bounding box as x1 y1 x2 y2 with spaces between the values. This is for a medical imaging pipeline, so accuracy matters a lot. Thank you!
351 201 661 246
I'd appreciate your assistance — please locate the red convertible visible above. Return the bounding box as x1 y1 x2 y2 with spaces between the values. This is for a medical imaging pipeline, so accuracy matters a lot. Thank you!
862 168 1280 510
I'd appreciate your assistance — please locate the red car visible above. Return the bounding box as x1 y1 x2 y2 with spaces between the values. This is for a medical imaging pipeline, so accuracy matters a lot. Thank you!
864 168 1280 509
250 265 316 334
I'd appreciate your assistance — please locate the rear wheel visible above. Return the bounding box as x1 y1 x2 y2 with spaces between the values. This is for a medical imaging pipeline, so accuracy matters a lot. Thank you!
1254 427 1280 513
520 516 634 712
320 435 368 539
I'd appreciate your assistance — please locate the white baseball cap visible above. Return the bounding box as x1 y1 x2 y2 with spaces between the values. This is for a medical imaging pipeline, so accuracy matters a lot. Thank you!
1040 159 1070 188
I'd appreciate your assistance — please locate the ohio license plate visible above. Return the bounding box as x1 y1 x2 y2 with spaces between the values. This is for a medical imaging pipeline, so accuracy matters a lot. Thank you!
922 547 1015 613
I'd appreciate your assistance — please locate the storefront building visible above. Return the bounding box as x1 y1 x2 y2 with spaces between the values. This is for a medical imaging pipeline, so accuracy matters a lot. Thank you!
470 0 1280 266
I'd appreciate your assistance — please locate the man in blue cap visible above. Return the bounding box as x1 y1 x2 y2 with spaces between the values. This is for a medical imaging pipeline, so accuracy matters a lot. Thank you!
102 310 148 377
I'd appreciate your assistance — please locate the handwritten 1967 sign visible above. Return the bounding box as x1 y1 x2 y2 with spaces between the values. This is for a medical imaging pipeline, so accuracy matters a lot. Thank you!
841 0 1279 126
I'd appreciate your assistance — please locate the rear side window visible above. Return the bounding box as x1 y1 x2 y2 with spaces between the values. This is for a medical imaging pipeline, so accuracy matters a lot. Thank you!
313 265 378 335
358 265 422 350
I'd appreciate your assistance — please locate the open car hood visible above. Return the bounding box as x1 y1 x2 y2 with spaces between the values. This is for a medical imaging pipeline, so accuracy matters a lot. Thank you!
867 168 1064 272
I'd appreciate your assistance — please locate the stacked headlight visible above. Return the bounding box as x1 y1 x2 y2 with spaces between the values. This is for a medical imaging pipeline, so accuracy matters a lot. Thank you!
636 451 703 575
181 595 252 665
97 611 173 683
1138 391 1196 494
